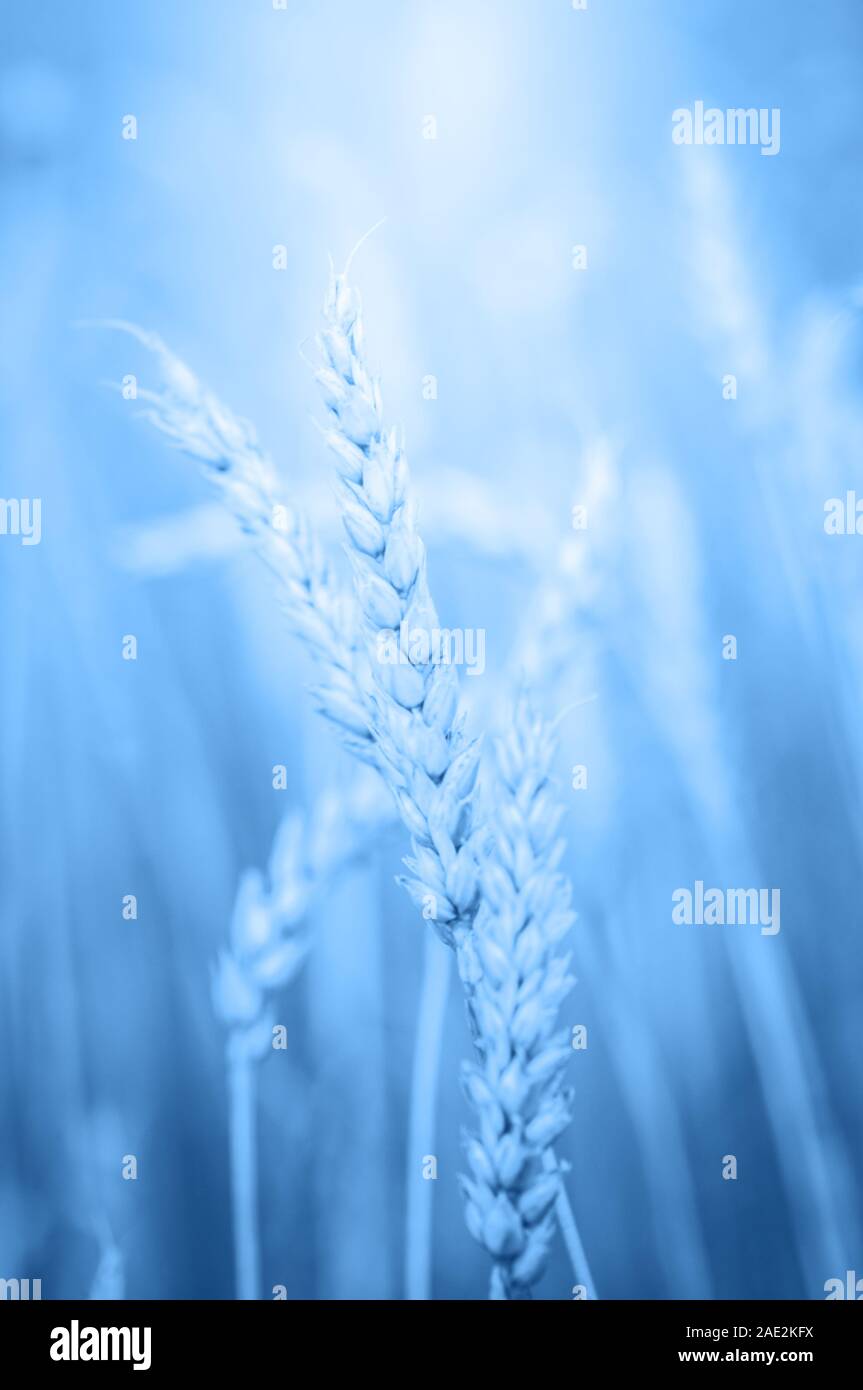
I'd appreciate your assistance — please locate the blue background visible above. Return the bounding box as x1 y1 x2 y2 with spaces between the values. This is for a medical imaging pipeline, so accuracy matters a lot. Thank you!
0 0 861 1299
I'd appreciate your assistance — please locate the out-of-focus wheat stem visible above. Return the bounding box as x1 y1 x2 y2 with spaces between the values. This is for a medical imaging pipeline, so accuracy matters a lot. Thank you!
211 773 394 1299
227 1047 259 1301
541 1150 597 1299
405 932 452 1300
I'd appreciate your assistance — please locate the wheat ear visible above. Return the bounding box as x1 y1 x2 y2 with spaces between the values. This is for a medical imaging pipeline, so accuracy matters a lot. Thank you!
96 321 376 766
315 269 486 954
460 697 590 1299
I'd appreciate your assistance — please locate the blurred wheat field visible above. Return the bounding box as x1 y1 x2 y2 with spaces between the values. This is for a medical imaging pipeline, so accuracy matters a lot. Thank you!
1 0 862 1301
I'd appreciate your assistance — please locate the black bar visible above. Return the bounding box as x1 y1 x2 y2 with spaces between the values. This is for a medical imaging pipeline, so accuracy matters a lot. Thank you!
1 1298 859 1375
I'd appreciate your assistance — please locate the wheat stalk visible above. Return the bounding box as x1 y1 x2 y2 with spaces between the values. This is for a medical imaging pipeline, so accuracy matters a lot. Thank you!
211 768 393 1299
405 927 453 1300
314 262 594 1299
212 813 311 1303
88 1225 125 1301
